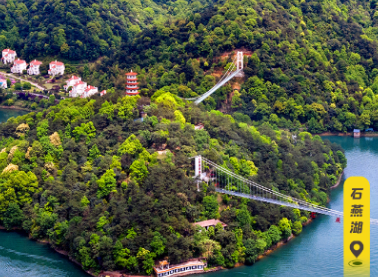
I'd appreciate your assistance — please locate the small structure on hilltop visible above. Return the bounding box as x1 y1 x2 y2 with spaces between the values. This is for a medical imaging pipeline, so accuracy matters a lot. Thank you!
125 70 139 96
2 49 16 64
11 59 27 74
48 60 65 77
194 123 205 130
153 260 206 277
27 60 42 75
193 219 227 230
100 90 107 96
0 75 7 89
353 129 360 138
353 129 361 138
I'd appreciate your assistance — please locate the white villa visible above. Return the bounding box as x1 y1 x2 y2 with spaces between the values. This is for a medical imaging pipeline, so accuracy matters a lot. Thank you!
64 75 81 90
2 49 16 64
48 60 65 77
65 75 100 98
11 59 27 74
82 85 98 98
27 60 42 75
69 80 87 97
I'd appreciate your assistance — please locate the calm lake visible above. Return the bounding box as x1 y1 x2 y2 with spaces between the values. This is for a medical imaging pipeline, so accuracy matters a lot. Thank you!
0 114 376 277
196 136 378 277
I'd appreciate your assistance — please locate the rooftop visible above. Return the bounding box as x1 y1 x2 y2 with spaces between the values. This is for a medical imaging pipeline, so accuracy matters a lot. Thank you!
2 49 15 54
30 59 42 66
50 60 64 66
85 85 97 92
14 59 26 64
126 70 137 76
193 219 227 228
68 75 80 81
154 260 205 274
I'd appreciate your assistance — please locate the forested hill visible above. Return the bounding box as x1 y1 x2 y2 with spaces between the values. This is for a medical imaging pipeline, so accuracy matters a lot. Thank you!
4 0 378 132
114 0 378 133
0 0 213 60
0 91 345 274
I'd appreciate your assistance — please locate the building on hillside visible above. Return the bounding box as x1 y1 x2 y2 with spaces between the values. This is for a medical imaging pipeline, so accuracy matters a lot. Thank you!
353 129 361 138
153 260 206 277
11 59 27 74
48 60 65 77
193 219 227 230
82 85 98 98
125 70 139 95
69 80 87 97
100 90 107 96
2 49 16 64
0 76 7 89
194 123 205 130
27 60 42 75
64 75 81 91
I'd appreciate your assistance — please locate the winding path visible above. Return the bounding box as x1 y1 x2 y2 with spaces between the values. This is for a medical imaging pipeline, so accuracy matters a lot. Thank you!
0 72 45 90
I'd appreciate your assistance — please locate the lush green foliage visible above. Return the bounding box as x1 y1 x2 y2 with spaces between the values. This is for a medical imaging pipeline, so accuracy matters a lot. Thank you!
0 91 345 273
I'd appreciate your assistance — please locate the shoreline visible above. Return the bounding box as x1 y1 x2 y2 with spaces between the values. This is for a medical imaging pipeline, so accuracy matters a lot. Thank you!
330 171 344 189
319 132 378 137
0 105 31 112
0 171 345 277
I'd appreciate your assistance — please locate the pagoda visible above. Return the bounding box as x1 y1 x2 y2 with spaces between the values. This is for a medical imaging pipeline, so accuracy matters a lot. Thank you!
125 70 139 96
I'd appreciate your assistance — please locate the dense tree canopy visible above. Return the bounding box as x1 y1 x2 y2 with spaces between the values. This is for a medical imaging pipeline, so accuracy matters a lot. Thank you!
0 90 345 274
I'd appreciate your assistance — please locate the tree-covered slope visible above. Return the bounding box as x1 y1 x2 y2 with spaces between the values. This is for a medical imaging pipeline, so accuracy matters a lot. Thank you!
0 0 213 60
95 0 378 133
4 0 378 132
0 91 345 274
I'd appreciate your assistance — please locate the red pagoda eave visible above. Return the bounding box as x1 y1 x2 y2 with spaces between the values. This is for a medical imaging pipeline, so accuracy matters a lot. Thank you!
126 87 139 90
126 72 137 76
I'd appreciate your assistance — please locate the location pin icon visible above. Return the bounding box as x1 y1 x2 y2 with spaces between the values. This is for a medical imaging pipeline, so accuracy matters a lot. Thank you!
350 241 364 258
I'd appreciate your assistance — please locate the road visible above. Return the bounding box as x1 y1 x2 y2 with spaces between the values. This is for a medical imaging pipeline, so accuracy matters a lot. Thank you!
0 72 45 90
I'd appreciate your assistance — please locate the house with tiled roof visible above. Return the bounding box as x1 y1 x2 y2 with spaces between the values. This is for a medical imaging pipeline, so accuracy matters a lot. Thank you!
69 80 87 98
2 49 16 65
193 219 227 230
82 85 98 98
100 90 107 96
48 60 65 77
64 75 81 91
11 59 27 74
27 60 42 75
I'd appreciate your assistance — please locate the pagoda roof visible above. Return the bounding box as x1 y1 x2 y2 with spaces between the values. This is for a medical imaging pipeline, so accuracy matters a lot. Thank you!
126 70 137 76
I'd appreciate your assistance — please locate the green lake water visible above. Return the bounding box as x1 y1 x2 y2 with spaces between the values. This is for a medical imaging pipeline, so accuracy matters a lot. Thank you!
0 113 375 277
197 136 378 277
0 109 28 123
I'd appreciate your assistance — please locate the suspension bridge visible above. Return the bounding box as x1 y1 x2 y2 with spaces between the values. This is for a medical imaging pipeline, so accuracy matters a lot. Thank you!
192 156 378 225
184 52 244 105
